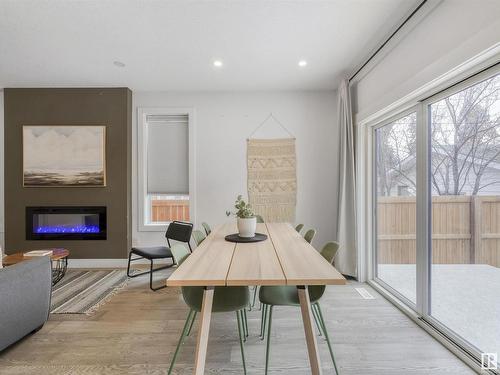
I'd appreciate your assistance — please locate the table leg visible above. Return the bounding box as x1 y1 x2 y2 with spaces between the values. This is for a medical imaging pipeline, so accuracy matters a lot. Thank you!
194 286 214 375
297 285 323 375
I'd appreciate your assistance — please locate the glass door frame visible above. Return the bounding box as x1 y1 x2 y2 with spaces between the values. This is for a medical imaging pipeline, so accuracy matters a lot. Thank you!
368 63 500 370
418 64 500 364
371 105 420 310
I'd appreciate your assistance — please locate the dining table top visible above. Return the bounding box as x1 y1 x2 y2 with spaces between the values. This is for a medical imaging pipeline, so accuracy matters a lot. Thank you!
166 222 346 287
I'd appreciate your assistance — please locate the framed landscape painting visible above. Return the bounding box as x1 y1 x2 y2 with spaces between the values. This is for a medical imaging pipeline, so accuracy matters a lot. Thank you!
23 125 106 187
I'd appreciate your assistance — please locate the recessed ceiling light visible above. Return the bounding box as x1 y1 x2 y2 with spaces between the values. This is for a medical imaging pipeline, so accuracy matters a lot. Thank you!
298 60 308 67
213 60 223 67
113 60 126 68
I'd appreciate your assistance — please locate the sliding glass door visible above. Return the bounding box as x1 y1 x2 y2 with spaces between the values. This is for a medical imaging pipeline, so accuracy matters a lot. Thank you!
374 111 417 304
427 72 500 361
371 65 500 369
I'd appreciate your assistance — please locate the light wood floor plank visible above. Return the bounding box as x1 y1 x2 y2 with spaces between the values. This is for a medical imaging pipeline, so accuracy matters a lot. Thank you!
0 269 476 375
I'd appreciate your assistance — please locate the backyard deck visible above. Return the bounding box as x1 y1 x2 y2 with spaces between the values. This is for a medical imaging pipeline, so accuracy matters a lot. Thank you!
378 264 500 359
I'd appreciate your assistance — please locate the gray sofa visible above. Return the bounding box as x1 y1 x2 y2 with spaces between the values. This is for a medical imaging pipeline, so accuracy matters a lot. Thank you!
0 256 52 351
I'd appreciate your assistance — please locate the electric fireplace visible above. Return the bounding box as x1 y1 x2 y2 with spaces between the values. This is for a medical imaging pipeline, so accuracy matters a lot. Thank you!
26 206 107 240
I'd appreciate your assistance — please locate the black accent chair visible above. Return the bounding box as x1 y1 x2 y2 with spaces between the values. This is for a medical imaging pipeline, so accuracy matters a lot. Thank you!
127 221 194 291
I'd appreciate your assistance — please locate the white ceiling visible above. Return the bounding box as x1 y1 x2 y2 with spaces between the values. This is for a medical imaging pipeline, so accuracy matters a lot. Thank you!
0 0 418 91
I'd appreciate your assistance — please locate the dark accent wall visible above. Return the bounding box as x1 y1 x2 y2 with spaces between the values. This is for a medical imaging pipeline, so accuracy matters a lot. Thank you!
4 88 132 259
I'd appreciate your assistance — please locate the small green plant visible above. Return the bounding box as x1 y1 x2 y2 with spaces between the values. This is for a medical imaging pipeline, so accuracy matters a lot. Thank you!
226 195 255 219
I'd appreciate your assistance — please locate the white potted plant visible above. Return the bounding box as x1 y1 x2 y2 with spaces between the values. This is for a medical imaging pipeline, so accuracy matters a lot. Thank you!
226 195 257 238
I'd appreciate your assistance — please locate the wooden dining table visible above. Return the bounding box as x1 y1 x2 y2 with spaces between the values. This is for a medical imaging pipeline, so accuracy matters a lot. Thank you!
166 222 346 375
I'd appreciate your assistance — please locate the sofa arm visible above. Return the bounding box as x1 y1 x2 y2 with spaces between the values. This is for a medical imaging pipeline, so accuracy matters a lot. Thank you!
0 256 52 351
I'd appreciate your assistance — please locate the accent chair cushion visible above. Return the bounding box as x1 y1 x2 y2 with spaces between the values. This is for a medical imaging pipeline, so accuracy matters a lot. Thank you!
130 246 173 259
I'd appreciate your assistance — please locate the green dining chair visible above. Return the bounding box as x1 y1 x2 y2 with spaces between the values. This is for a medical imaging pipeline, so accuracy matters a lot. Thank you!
192 230 206 247
202 222 212 236
255 214 265 223
259 242 340 375
168 244 250 375
295 223 304 233
303 228 316 244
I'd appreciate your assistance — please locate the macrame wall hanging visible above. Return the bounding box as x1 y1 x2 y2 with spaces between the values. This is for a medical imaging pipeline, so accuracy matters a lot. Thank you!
247 113 297 223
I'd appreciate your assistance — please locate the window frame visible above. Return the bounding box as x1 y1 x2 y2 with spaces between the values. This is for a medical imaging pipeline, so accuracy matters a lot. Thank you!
371 105 419 310
419 65 500 362
359 61 500 371
137 107 196 232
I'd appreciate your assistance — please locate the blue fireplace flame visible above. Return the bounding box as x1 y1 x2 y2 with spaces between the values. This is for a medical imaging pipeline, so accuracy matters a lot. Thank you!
35 225 100 234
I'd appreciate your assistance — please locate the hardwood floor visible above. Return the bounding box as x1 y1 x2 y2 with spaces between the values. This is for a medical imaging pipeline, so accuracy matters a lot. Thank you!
0 269 475 374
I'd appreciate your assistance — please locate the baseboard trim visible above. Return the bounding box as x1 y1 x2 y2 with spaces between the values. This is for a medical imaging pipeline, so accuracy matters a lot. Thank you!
67 258 171 269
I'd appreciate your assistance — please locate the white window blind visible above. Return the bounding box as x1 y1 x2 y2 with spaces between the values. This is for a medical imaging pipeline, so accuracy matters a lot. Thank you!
146 114 189 195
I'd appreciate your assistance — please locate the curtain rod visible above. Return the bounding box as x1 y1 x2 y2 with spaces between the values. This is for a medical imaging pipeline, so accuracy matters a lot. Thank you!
349 0 428 82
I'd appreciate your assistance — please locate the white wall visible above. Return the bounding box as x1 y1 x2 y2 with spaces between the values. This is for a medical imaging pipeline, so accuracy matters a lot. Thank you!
0 90 338 261
132 91 339 250
352 0 500 121
353 0 500 282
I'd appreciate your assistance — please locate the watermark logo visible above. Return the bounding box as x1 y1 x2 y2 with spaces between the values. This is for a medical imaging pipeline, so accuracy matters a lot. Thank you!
481 353 498 370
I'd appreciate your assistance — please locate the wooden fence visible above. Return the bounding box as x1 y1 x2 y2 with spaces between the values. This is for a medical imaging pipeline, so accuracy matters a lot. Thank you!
377 195 500 267
151 199 190 222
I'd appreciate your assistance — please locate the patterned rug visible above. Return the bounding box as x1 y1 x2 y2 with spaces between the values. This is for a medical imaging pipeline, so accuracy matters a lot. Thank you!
50 269 131 314
247 138 297 222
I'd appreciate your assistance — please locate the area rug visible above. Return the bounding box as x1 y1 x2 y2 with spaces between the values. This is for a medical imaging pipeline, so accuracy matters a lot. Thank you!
50 269 131 315
247 138 297 222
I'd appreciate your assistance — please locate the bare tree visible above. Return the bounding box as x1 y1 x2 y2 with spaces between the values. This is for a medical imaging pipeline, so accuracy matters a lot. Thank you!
431 75 500 195
376 114 417 196
377 74 500 197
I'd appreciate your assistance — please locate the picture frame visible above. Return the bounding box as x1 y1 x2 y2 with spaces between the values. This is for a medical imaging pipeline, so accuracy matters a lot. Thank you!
23 125 106 187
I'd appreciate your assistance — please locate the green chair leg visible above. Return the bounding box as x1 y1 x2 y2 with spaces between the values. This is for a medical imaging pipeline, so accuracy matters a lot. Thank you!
265 306 274 375
240 310 247 342
243 309 249 338
260 304 268 340
236 310 247 375
260 303 266 339
312 303 323 336
187 311 197 336
237 310 245 342
245 309 249 337
168 309 195 375
315 303 340 375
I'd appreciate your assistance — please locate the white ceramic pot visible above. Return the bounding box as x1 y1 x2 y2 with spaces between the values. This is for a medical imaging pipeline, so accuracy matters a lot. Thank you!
237 217 257 238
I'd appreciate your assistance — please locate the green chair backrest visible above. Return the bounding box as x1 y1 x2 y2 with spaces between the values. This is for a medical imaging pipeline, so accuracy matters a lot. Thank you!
171 244 190 266
295 223 304 233
201 222 211 235
309 241 339 302
320 242 339 264
171 244 248 313
308 242 339 303
303 229 316 244
192 230 206 246
255 214 264 223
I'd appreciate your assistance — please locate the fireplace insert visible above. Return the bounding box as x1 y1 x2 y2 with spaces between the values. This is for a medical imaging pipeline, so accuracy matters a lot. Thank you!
26 206 107 240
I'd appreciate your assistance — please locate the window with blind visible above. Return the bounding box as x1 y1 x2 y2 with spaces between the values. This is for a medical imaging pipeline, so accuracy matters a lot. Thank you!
144 113 190 224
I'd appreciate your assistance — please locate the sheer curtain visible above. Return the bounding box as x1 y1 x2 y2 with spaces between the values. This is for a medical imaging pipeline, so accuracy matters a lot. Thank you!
336 79 357 277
